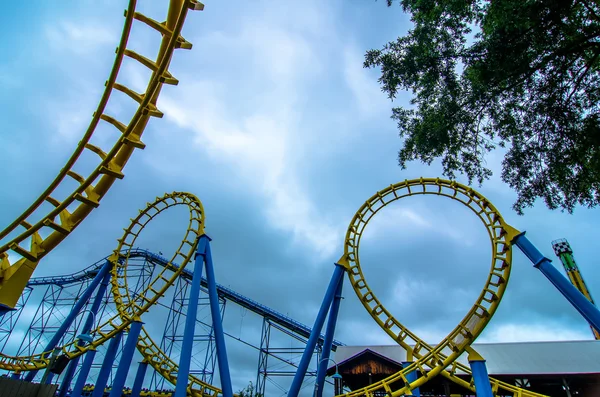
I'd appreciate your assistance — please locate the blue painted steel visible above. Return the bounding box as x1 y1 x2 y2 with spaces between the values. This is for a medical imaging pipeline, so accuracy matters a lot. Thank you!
0 304 13 318
315 273 344 397
10 371 20 379
70 349 97 397
131 361 149 397
44 371 55 385
25 260 112 382
469 359 493 397
141 249 344 348
58 265 112 397
402 362 421 397
92 330 124 397
513 233 600 333
108 320 143 397
28 249 343 349
174 235 208 397
288 264 345 397
204 238 234 397
57 354 80 397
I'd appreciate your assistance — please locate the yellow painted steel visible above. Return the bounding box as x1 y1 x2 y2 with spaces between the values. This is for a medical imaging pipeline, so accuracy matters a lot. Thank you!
336 178 548 397
0 1 560 394
0 192 224 397
565 271 600 340
569 272 593 303
110 193 224 397
0 0 204 310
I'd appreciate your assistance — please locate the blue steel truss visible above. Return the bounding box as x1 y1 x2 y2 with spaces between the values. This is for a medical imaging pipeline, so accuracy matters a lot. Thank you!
0 286 31 351
149 274 225 390
257 318 324 396
20 249 343 349
0 249 344 395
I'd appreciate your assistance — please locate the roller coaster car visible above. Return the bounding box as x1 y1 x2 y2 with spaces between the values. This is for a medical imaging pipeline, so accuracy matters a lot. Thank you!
49 353 70 374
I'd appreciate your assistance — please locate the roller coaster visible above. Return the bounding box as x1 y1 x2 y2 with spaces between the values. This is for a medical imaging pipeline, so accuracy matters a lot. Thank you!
2 1 600 397
0 247 343 396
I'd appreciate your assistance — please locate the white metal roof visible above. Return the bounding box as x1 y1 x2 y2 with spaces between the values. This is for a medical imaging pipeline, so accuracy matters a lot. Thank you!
332 340 600 375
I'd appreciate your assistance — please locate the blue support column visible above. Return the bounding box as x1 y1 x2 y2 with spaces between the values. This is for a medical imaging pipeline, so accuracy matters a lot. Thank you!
58 265 112 397
44 371 55 385
174 235 208 397
288 264 345 397
0 304 14 318
39 349 60 385
57 349 82 394
11 371 21 379
109 320 143 397
92 330 124 397
70 349 97 397
468 353 493 397
25 260 113 382
315 274 344 397
131 361 149 397
204 238 234 397
402 362 421 397
513 233 600 332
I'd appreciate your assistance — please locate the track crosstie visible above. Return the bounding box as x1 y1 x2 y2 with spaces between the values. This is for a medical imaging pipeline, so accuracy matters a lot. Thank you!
336 178 548 397
0 0 202 310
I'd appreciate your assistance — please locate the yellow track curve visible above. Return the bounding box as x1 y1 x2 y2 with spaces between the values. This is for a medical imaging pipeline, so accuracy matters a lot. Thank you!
110 192 224 397
0 192 224 397
0 1 556 394
0 0 203 310
336 178 548 397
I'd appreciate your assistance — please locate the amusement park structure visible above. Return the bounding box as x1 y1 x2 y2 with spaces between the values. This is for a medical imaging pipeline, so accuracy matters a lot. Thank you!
552 239 600 340
0 248 343 396
1 1 600 397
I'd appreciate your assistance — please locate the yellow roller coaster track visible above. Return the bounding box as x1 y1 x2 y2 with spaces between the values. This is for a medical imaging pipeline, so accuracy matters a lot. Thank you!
336 178 548 397
0 0 203 310
110 192 225 397
0 192 224 397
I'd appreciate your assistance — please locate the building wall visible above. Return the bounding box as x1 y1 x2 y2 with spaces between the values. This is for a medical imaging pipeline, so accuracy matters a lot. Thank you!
0 376 58 397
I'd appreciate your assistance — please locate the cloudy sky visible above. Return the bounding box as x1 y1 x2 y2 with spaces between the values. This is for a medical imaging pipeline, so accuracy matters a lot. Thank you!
1 0 600 395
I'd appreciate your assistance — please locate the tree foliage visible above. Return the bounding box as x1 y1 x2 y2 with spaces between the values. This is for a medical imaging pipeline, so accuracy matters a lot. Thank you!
237 381 263 397
367 0 600 213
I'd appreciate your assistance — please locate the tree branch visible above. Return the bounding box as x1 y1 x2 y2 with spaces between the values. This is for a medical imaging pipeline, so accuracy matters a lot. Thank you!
576 0 600 22
566 52 600 104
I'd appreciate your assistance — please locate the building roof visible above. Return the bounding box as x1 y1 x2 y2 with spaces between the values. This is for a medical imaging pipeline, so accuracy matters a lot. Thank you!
332 340 600 375
334 348 405 369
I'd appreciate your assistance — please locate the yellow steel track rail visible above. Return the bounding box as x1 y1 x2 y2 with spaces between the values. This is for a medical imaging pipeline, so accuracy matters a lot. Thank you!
110 193 226 397
0 0 203 309
336 178 548 397
0 192 224 397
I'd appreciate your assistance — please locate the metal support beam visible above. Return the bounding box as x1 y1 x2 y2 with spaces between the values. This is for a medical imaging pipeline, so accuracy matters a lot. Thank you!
402 362 421 397
256 318 271 397
109 320 143 397
25 260 112 382
92 330 123 397
201 300 222 385
288 264 345 397
0 287 32 350
131 361 149 397
468 354 493 397
58 264 112 397
513 232 600 332
174 235 208 397
204 236 233 397
70 349 97 397
40 349 59 385
315 275 344 397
